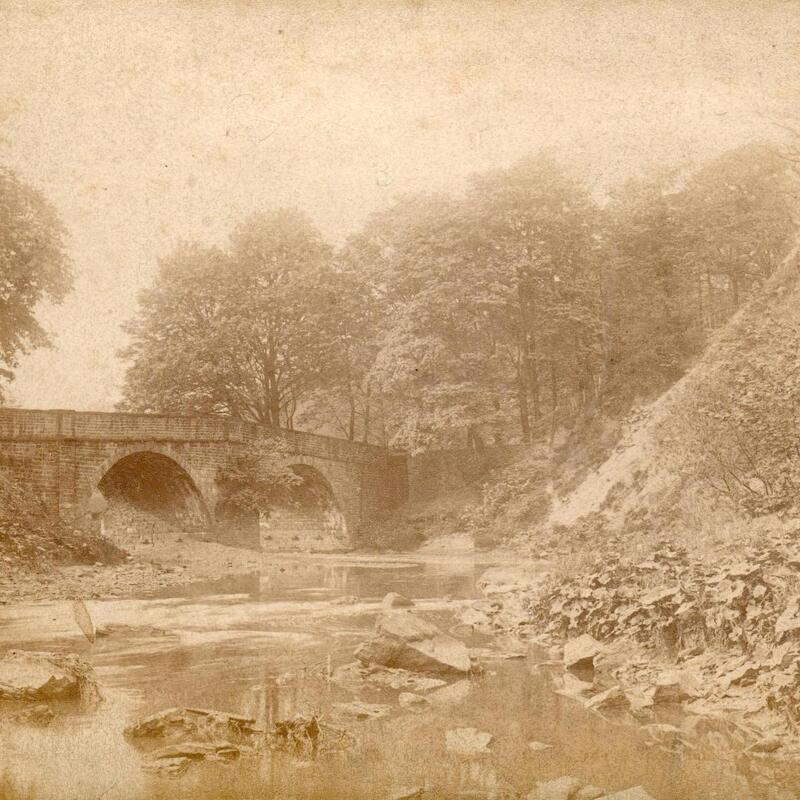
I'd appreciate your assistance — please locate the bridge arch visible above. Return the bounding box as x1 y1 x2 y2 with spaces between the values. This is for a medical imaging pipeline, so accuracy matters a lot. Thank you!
91 446 210 543
257 461 349 551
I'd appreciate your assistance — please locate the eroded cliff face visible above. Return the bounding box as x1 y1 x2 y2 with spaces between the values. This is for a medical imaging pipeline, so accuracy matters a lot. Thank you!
540 243 800 555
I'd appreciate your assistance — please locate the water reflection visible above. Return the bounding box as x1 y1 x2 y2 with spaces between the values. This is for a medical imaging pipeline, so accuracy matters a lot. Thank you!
0 555 794 799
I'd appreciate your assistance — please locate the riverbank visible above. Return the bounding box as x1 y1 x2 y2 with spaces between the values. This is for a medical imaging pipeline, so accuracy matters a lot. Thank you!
471 525 800 782
0 532 523 604
0 537 262 603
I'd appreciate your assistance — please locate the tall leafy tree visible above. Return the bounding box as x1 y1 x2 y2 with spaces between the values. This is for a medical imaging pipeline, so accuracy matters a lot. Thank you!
601 174 698 398
360 194 513 451
359 155 602 449
0 167 71 399
600 145 797 405
466 154 603 440
295 255 380 442
679 143 796 312
121 209 336 427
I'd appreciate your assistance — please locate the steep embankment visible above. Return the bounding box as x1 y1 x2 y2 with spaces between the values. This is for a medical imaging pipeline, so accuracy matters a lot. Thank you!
545 240 800 553
0 474 125 569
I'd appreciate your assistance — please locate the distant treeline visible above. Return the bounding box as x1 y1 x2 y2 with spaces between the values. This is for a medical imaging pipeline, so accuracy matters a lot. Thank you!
119 143 798 452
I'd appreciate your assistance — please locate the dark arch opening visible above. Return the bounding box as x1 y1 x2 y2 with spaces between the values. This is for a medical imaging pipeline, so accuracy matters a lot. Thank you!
260 464 348 552
98 452 208 544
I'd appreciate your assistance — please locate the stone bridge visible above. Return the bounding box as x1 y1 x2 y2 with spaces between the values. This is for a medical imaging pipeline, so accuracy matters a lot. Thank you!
0 408 409 550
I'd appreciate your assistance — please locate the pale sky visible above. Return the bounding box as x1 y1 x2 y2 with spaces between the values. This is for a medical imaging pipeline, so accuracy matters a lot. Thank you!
1 0 798 410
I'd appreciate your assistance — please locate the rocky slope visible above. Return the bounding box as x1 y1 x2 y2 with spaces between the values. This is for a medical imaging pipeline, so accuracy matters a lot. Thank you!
539 238 800 552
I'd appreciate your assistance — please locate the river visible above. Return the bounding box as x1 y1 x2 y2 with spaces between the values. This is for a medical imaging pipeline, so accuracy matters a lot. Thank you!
0 554 785 800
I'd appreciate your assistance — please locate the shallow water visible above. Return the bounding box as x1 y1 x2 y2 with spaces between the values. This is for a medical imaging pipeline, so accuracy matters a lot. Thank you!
0 553 792 800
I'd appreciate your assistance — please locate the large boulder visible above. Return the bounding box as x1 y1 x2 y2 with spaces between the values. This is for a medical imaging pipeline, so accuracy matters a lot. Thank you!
563 635 603 680
0 650 97 702
355 612 471 675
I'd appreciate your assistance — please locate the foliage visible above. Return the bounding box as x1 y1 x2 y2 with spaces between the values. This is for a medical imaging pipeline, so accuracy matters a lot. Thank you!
121 210 339 427
459 453 552 549
602 144 797 405
668 284 800 517
294 254 381 442
121 143 799 459
0 471 125 567
215 439 304 517
356 155 603 452
0 168 72 398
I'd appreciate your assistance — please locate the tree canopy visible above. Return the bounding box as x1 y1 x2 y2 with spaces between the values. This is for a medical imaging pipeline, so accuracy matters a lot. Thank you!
0 167 71 398
121 142 799 451
121 210 340 427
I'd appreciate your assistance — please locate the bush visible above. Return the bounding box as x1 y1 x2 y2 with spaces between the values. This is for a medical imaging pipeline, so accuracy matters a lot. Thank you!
0 473 126 568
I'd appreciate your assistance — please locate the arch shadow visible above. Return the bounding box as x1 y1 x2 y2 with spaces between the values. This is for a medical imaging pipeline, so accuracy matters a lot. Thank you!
95 450 210 544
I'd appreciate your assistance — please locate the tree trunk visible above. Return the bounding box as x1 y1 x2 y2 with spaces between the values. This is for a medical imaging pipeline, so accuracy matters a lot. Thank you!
347 386 356 442
517 363 531 444
362 385 371 444
527 345 542 421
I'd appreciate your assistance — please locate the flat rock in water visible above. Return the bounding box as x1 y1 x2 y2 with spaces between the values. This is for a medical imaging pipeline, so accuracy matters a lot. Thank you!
332 662 446 693
585 686 630 713
599 788 656 800
332 701 391 721
527 776 584 800
355 612 470 675
445 727 493 756
383 592 414 608
398 692 429 712
124 707 259 747
0 651 89 701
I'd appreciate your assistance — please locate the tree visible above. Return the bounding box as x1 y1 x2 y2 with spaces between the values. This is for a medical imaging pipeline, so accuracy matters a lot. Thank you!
600 146 797 406
466 154 603 440
354 154 602 450
121 209 338 427
679 143 796 313
358 193 513 451
601 174 699 399
0 167 71 399
294 252 381 442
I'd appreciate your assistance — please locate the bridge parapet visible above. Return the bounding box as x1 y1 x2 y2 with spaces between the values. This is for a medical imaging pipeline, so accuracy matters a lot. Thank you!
0 408 395 466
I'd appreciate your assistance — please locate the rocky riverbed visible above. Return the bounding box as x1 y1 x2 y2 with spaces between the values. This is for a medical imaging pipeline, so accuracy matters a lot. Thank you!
465 528 800 798
0 537 261 603
2 542 800 799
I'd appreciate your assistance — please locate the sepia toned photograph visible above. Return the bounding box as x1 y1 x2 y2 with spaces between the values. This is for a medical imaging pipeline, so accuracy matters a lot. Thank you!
2 1 800 798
